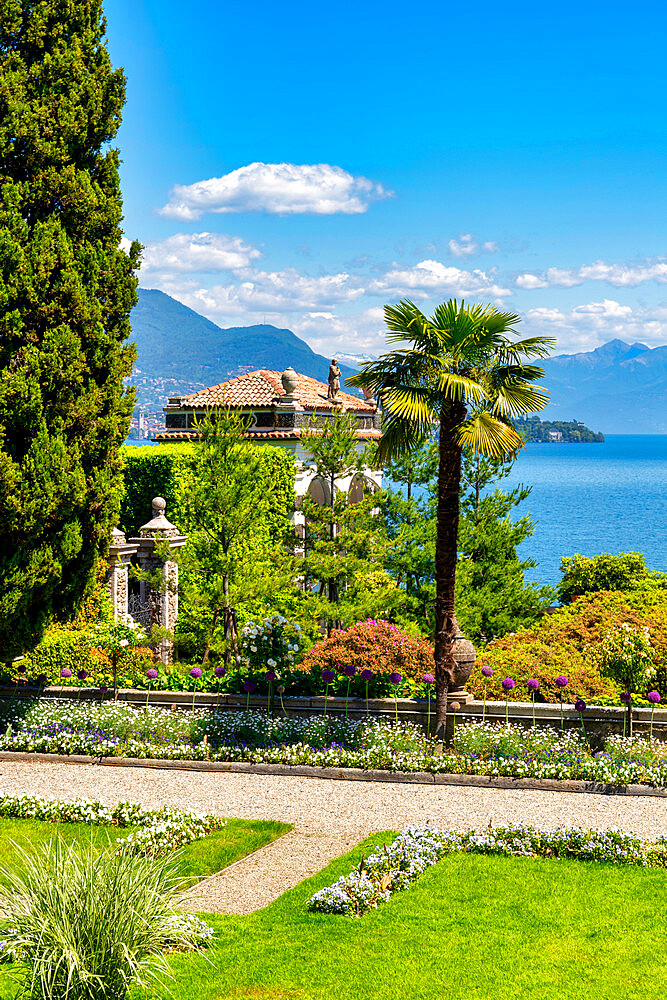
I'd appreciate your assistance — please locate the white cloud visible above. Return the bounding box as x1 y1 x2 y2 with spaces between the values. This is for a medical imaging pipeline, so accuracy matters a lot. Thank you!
448 234 500 257
159 162 393 219
370 259 511 299
141 232 261 273
523 299 667 353
516 258 667 290
158 267 364 321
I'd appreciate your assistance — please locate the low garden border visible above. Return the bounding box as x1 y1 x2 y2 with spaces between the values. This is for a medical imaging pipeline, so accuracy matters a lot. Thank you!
307 824 667 917
4 751 667 799
3 687 667 738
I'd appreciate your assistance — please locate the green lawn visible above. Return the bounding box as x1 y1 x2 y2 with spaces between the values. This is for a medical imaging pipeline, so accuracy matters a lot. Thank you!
162 836 667 1000
0 817 290 888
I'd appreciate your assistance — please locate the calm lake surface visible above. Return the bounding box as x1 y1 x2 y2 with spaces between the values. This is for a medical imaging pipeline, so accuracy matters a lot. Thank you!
504 435 667 587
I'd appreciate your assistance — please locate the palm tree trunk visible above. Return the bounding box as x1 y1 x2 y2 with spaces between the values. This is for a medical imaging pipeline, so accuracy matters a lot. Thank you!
434 402 465 739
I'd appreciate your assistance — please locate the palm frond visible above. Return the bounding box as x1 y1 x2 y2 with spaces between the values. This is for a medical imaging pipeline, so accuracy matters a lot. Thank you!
378 413 432 463
455 412 525 459
434 371 488 405
491 381 550 417
497 336 556 361
379 386 438 424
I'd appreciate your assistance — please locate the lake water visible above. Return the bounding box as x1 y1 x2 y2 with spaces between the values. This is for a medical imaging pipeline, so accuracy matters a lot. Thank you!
503 435 667 587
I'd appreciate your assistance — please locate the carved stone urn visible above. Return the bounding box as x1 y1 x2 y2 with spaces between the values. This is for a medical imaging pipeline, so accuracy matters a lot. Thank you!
449 629 476 703
281 367 299 396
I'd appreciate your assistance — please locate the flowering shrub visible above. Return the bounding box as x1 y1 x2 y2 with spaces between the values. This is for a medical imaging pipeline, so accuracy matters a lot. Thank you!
597 622 655 692
308 823 667 916
469 589 667 704
239 614 303 675
300 619 434 693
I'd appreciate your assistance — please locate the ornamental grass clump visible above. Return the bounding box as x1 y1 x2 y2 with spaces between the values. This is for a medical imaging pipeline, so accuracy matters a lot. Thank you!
0 838 195 1000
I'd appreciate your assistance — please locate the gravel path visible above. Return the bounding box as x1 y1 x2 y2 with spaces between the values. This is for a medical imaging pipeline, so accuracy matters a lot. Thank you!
2 760 667 914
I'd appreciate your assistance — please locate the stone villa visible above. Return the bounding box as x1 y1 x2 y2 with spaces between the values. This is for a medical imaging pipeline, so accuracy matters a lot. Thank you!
155 366 384 504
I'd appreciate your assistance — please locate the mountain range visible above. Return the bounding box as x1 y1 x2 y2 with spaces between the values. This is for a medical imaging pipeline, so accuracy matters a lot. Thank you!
129 288 358 409
539 340 667 433
129 288 667 432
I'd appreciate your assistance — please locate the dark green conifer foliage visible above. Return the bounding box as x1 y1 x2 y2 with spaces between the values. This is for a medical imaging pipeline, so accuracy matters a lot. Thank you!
0 0 139 658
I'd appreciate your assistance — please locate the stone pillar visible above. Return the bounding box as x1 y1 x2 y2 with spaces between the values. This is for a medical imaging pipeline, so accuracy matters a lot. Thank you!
128 497 187 664
106 528 139 622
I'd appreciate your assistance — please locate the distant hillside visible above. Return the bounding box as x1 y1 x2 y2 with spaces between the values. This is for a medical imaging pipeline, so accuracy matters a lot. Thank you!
539 339 667 433
127 292 667 432
129 288 359 409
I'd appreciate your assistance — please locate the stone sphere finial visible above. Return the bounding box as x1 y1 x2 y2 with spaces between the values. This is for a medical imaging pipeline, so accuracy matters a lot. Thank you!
152 496 167 517
281 367 299 396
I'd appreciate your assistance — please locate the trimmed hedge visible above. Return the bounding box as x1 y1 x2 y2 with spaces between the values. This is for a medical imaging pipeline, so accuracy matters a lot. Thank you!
119 442 295 538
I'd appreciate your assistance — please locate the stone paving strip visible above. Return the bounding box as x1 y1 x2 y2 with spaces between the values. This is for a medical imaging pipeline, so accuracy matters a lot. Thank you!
2 760 667 914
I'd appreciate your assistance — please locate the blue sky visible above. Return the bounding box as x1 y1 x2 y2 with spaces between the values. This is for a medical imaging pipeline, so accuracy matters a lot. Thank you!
106 0 667 357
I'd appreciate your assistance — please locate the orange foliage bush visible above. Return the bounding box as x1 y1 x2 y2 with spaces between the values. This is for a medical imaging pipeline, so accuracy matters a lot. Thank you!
470 588 667 704
300 619 434 681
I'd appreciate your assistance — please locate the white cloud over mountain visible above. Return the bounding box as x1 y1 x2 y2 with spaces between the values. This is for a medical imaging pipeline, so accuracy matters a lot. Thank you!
516 258 667 289
159 162 393 219
523 299 667 352
141 232 261 272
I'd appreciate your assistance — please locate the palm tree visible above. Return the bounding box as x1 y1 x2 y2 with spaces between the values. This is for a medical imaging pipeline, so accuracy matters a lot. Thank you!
347 299 554 736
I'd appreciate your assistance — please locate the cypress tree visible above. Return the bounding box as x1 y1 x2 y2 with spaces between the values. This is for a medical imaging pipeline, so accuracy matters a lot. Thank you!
0 0 139 659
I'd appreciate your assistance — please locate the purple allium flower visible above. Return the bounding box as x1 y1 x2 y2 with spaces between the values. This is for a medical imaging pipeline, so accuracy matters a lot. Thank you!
321 669 335 684
422 673 435 685
265 670 276 683
146 668 158 680
527 678 539 692
37 673 48 685
77 669 87 681
481 665 493 678
555 676 568 688
214 665 226 678
575 698 586 712
277 684 285 695
648 691 661 705
360 669 373 682
344 664 356 677
60 668 72 679
620 691 632 704
190 667 203 679
502 677 515 692
242 680 256 694
449 701 461 712
17 664 26 674
389 671 402 685
99 686 108 695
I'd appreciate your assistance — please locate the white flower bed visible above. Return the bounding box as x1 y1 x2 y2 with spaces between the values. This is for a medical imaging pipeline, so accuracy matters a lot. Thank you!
3 702 667 787
308 824 667 917
0 794 225 856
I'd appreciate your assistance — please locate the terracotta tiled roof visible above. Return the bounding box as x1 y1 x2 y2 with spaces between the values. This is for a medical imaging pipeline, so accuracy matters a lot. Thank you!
154 428 382 444
177 370 375 412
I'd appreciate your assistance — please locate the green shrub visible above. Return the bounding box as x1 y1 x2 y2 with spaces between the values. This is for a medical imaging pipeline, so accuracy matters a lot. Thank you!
0 838 194 1000
6 623 155 688
557 551 664 603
